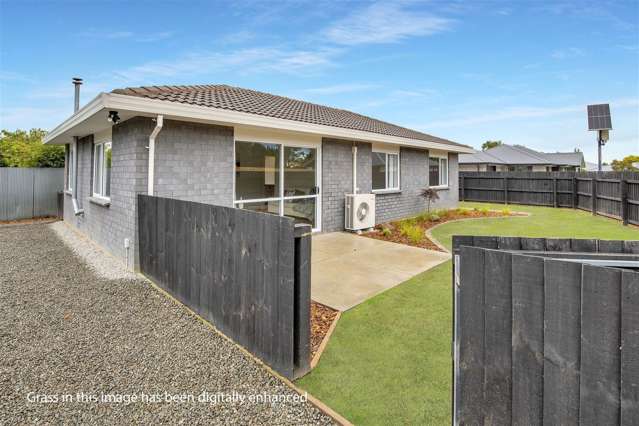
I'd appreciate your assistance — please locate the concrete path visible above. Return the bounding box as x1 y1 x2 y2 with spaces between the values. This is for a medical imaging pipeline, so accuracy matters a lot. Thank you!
311 232 451 311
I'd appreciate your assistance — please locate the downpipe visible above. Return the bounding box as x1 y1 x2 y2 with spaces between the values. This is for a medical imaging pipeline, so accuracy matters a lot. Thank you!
71 137 84 216
147 115 164 195
352 143 358 194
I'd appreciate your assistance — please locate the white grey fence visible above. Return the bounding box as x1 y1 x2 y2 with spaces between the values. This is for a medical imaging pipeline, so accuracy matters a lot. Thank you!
0 168 64 221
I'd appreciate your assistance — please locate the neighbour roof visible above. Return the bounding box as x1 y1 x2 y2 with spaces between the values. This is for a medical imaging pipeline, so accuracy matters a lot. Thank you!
111 84 468 149
459 143 585 167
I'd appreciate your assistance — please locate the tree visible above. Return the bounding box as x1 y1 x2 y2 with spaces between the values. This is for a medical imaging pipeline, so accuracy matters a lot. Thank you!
482 140 502 151
420 187 440 213
611 155 639 171
0 129 65 167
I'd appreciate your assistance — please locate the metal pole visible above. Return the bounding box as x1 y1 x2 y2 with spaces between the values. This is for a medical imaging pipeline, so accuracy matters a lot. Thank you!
597 131 602 172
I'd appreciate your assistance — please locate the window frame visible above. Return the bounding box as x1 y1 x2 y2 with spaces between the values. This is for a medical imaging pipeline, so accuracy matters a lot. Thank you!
429 153 449 189
92 141 112 200
371 149 401 193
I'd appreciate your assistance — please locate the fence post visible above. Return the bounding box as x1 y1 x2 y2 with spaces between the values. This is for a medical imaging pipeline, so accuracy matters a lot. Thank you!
552 177 557 208
293 223 312 378
572 177 577 209
591 177 597 216
621 179 629 226
504 176 508 205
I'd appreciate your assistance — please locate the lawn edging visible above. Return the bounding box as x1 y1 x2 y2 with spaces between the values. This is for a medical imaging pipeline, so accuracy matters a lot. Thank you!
424 210 531 253
311 311 342 369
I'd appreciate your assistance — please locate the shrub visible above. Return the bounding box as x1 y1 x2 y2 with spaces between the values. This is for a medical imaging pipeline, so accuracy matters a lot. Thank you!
479 207 490 215
429 214 441 222
381 227 392 237
458 208 471 216
399 222 423 244
501 208 511 216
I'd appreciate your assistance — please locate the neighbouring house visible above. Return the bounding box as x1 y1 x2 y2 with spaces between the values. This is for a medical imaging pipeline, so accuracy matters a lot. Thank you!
459 143 585 172
584 161 613 171
44 84 473 269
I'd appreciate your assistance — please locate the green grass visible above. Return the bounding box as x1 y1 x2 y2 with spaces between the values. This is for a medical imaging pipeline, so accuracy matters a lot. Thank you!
297 202 639 425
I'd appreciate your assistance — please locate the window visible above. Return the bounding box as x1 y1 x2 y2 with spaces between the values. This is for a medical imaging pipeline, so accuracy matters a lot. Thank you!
429 156 448 187
92 142 112 199
66 144 74 191
372 151 399 191
234 141 319 228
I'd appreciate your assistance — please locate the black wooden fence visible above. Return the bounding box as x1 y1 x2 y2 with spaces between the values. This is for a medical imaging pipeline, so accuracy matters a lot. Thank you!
459 171 639 226
137 195 311 380
452 236 639 425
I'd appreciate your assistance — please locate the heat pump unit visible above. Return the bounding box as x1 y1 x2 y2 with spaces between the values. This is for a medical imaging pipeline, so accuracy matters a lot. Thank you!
345 193 375 231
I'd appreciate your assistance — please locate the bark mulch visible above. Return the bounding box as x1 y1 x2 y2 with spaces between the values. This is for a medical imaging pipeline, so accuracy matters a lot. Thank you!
362 208 521 251
310 302 339 359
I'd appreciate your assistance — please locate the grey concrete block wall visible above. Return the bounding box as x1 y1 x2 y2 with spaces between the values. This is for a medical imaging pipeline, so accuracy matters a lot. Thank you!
64 117 151 269
64 117 234 270
321 141 460 229
321 138 373 232
154 119 234 206
375 150 459 223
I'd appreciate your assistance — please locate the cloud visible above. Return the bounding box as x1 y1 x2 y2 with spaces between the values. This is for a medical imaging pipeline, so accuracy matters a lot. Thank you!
304 83 378 95
324 2 454 45
113 47 340 82
77 29 174 42
551 47 586 59
424 98 639 129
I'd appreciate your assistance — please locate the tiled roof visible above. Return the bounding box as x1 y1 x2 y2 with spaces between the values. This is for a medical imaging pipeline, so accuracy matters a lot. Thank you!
111 84 467 149
460 144 585 167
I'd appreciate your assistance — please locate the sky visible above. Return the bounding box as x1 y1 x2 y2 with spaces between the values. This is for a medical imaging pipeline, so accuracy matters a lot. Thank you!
1 0 638 163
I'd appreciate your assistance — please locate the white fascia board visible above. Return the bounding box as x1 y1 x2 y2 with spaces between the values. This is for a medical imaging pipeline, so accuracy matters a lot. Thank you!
43 93 107 144
45 92 474 153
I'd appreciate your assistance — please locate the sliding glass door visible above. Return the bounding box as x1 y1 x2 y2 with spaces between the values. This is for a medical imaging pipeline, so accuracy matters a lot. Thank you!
235 141 320 230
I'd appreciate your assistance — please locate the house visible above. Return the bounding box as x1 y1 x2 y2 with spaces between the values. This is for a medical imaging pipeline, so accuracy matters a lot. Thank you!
584 161 613 171
44 84 473 269
459 144 585 172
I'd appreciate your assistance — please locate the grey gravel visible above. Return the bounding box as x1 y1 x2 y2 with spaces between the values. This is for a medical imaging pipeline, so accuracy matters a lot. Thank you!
50 221 136 281
0 223 335 425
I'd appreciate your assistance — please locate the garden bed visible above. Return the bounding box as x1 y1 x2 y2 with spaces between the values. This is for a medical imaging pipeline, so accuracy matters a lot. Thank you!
310 301 339 359
363 207 520 251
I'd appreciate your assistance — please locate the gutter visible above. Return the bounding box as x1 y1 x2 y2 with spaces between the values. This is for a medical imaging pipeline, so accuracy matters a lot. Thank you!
147 115 164 195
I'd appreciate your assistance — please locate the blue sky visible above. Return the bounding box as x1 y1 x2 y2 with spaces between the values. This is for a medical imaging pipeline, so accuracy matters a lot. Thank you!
1 0 637 162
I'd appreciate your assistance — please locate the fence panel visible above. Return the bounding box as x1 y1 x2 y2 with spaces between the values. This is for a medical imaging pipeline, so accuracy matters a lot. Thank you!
453 236 639 425
0 167 64 221
137 195 311 379
459 171 639 226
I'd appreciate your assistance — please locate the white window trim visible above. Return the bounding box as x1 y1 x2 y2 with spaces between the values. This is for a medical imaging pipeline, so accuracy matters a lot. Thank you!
92 141 112 200
429 153 449 189
372 150 401 192
232 134 323 232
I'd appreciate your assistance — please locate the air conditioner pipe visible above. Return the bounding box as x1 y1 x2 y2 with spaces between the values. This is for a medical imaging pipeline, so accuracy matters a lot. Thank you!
148 115 164 195
352 143 357 194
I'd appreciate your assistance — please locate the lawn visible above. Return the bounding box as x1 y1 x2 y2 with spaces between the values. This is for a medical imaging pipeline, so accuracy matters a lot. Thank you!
296 202 639 425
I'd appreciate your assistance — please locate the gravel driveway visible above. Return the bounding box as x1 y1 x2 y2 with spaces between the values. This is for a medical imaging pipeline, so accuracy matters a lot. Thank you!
0 223 334 425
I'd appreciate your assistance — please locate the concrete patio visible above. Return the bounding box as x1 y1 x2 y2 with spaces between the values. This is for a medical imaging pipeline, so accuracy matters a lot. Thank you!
311 232 451 311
